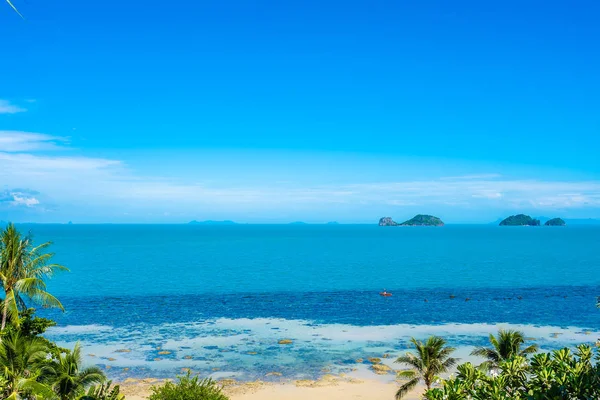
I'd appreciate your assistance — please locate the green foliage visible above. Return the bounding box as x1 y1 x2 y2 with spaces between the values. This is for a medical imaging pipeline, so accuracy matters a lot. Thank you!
149 372 229 400
1 308 57 340
499 214 540 226
395 336 459 399
12 307 57 336
470 329 538 371
48 342 105 400
1 308 65 354
0 331 55 400
80 380 124 400
545 217 566 226
424 345 600 400
0 225 104 399
0 223 68 331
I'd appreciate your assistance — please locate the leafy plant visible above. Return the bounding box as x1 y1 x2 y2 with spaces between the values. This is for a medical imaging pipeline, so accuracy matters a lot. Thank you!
48 342 105 400
149 372 229 400
470 329 538 371
0 331 55 400
424 345 600 400
81 380 124 400
0 223 68 331
395 336 459 399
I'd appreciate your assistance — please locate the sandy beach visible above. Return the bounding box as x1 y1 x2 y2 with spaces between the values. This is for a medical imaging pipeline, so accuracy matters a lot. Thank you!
121 377 421 400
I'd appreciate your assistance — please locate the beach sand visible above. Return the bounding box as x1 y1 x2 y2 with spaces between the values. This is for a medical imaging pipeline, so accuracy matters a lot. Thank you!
121 377 421 400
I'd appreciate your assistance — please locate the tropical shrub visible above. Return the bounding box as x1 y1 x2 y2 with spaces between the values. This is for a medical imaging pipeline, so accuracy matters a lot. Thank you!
80 380 125 400
48 342 105 400
0 331 55 400
0 224 105 399
424 345 600 399
149 372 229 400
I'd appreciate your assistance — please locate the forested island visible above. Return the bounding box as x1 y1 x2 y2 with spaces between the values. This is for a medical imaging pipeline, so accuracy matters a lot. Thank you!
499 215 568 226
499 214 540 226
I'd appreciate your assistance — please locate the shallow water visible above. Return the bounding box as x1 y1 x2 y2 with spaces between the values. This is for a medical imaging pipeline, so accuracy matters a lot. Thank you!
27 224 600 380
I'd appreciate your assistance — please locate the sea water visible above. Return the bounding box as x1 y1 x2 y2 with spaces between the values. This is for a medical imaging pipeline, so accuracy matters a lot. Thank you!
25 224 600 380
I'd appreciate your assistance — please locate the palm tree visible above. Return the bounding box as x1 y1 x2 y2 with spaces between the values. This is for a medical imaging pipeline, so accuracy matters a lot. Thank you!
0 223 68 331
0 331 55 400
395 336 459 399
470 329 538 371
49 343 105 400
81 380 125 400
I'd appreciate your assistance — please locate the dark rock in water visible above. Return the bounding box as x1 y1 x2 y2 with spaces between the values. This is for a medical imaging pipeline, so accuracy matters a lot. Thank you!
400 214 444 226
545 218 566 226
378 217 398 226
499 214 540 226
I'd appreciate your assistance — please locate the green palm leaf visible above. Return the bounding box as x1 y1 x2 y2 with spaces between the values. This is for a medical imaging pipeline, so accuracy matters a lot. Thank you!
0 223 68 330
396 377 420 400
395 336 459 398
471 329 537 371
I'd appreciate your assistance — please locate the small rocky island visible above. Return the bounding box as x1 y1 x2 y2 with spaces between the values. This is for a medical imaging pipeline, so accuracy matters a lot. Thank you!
545 218 566 226
499 214 540 226
379 217 398 226
379 214 444 226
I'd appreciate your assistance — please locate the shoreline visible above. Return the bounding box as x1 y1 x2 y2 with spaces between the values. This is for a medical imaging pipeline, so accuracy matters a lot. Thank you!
120 375 422 400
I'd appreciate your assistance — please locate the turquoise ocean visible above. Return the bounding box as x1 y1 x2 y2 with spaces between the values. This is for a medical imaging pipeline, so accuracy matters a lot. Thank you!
26 224 600 381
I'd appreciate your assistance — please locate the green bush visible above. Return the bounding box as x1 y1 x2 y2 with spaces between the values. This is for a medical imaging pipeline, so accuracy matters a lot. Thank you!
149 372 229 400
424 345 600 399
80 380 124 400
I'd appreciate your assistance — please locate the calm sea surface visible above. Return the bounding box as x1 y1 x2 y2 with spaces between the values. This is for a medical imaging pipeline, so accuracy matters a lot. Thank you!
23 224 600 380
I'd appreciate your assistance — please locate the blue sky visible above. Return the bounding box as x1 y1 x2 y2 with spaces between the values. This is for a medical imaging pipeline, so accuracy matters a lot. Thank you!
1 0 599 223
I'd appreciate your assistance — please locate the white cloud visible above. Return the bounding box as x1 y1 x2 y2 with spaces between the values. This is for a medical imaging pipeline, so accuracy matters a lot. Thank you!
0 189 40 208
12 195 40 207
0 130 599 219
441 174 502 181
0 100 26 114
0 152 121 171
0 131 68 152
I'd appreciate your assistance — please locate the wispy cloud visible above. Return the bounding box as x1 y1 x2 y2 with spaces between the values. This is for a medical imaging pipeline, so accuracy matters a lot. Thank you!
0 189 40 208
0 131 69 152
0 100 26 114
440 173 502 181
0 131 599 220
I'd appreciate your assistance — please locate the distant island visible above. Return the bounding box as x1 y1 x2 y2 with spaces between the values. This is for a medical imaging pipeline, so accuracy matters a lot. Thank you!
379 214 444 226
326 221 340 225
545 218 566 226
379 217 398 226
188 220 237 225
499 214 540 226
